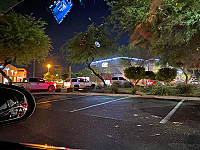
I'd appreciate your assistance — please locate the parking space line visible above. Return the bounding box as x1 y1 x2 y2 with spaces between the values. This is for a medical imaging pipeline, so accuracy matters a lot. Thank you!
69 97 129 113
160 100 185 124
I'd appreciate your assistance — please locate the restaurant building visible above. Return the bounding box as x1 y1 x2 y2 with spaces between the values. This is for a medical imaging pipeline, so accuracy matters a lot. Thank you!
0 64 27 83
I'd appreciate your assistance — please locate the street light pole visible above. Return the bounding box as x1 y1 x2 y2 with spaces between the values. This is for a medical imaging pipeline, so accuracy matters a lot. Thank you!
69 65 71 80
47 64 51 72
33 59 35 77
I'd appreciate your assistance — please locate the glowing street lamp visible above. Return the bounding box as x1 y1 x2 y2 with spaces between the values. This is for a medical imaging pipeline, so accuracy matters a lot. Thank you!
47 64 51 72
5 68 9 75
11 70 14 76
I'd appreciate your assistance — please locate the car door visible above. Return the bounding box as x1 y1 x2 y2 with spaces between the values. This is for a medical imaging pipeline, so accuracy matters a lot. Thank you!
84 79 91 87
37 78 48 90
28 78 39 90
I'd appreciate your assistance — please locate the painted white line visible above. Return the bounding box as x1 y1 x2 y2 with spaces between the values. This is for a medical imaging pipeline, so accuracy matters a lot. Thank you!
70 97 129 113
160 100 185 124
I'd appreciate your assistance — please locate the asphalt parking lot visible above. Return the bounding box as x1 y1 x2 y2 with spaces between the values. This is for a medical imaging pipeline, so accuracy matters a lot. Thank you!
1 94 200 150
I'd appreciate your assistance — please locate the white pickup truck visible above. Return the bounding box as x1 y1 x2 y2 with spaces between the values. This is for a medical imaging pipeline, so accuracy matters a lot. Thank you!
12 77 56 92
64 78 95 89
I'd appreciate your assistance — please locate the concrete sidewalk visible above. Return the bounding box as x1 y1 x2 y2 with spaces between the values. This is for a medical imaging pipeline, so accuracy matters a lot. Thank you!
32 92 200 101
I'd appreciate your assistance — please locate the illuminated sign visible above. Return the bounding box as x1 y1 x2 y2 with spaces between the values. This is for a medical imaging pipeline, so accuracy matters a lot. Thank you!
49 0 73 24
102 62 108 68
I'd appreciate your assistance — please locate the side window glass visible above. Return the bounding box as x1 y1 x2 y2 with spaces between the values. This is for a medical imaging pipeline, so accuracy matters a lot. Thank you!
112 77 118 80
72 79 77 82
79 79 84 82
29 78 37 82
39 79 45 83
119 77 126 80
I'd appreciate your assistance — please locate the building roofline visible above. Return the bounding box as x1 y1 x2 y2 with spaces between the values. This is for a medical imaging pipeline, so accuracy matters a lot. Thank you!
91 57 159 65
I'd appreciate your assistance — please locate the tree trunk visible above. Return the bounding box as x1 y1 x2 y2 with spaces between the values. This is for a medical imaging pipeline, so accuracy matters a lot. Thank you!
188 69 195 81
180 68 195 84
0 68 12 85
135 79 141 86
180 68 188 84
86 58 106 87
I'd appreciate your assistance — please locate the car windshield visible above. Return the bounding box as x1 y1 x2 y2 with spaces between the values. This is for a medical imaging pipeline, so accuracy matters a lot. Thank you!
71 79 77 82
1 0 200 150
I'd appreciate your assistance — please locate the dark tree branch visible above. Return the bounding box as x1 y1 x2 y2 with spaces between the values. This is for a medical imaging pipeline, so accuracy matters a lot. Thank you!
86 57 106 87
180 67 188 84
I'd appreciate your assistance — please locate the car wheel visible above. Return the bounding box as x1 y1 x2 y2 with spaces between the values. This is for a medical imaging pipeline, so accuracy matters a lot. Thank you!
48 86 55 92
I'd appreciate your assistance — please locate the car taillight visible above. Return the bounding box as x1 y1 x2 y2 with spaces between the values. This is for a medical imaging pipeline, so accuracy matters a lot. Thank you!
70 82 72 87
21 103 27 109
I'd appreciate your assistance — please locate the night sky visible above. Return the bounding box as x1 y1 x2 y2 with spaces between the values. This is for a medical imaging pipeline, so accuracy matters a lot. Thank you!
13 0 128 77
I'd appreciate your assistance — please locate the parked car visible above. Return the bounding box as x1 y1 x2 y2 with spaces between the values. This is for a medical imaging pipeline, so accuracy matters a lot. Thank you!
64 78 95 88
111 76 128 85
12 77 56 92
189 80 199 84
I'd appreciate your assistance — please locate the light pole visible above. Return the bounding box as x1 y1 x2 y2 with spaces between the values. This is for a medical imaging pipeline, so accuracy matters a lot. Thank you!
47 64 51 72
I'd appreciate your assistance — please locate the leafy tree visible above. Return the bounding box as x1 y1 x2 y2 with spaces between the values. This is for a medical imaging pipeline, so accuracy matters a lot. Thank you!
124 66 145 85
78 67 101 82
43 72 60 82
155 68 177 83
61 68 68 81
106 0 200 46
50 65 63 79
0 0 18 14
117 44 156 67
106 0 200 84
78 67 93 77
117 44 155 60
118 58 132 68
61 24 118 86
145 71 155 80
0 13 52 83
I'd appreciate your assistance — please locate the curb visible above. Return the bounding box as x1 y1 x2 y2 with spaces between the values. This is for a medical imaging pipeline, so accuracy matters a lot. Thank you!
32 92 200 101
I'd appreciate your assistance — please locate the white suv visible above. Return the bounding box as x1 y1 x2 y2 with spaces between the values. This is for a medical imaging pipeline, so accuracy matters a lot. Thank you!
64 78 95 88
111 76 127 85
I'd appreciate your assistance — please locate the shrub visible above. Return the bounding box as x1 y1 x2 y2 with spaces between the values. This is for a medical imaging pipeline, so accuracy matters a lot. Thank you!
56 85 62 88
138 83 200 97
112 81 122 88
123 81 134 88
140 85 176 96
124 66 145 85
131 86 138 94
96 84 104 89
82 87 91 92
55 88 61 92
67 88 73 92
156 68 177 83
175 83 194 96
106 87 119 94
145 71 155 80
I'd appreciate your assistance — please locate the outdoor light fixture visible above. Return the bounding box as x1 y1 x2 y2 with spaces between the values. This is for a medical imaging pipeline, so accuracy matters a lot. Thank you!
5 68 9 75
11 70 14 76
47 64 51 72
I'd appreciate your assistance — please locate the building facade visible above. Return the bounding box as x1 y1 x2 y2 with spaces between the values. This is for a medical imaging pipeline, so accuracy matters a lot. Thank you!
91 57 160 79
90 57 162 85
0 64 27 83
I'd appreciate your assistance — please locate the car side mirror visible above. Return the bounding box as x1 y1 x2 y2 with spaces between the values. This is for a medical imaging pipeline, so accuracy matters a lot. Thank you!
0 84 36 125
